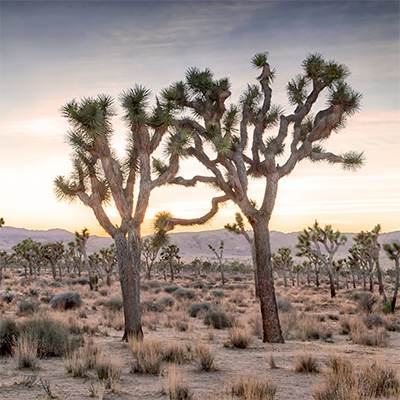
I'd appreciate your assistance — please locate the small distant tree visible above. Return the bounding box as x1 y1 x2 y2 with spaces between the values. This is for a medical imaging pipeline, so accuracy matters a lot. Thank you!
155 52 363 342
208 240 226 285
41 242 65 280
0 218 4 227
142 230 168 280
13 238 42 277
160 244 181 281
74 229 94 287
383 242 400 312
99 244 117 286
272 247 294 288
297 222 346 298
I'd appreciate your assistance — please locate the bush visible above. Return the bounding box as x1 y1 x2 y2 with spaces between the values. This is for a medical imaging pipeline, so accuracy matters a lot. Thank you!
204 309 232 329
363 313 384 329
96 357 121 392
277 297 293 312
143 296 175 313
164 285 179 293
357 292 376 313
1 290 14 304
18 299 40 315
231 375 277 400
294 354 319 374
50 291 82 310
166 364 193 400
174 288 196 300
98 296 123 311
188 302 211 318
0 318 18 356
211 290 224 298
20 315 79 357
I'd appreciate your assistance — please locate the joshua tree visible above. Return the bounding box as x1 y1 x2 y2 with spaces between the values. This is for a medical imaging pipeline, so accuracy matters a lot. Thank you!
74 228 94 288
142 230 168 280
155 52 363 342
98 244 117 286
0 218 4 227
13 238 42 277
272 247 294 288
383 242 400 312
41 242 65 280
352 225 386 301
297 222 347 298
208 240 226 285
160 244 181 281
54 88 183 340
225 212 258 294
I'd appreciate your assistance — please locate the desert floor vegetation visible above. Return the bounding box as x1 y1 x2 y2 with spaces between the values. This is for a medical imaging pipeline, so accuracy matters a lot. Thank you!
0 270 399 400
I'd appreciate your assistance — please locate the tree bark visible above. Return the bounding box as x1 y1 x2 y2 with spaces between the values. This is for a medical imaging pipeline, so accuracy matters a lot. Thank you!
390 259 399 312
251 218 284 343
327 267 336 298
114 229 143 341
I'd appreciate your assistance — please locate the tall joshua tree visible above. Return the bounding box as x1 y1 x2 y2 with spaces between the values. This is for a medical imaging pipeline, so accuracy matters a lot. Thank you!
155 52 363 342
54 89 183 340
272 247 294 288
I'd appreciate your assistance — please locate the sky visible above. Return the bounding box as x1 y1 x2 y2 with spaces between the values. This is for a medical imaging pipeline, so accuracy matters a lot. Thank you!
0 0 399 236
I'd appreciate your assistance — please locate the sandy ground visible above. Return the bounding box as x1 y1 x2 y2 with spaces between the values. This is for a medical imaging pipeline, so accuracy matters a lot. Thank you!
0 274 399 400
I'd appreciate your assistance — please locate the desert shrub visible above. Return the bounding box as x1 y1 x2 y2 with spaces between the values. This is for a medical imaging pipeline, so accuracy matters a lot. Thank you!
143 296 175 313
18 299 40 315
188 302 211 318
15 332 38 370
1 289 14 303
99 296 122 311
64 351 88 377
166 364 193 400
280 311 298 339
0 318 18 356
204 309 232 329
231 375 277 400
277 298 293 312
362 313 384 329
96 357 121 392
164 285 179 293
358 363 400 397
211 290 224 298
162 341 191 364
294 354 319 374
20 315 78 357
129 338 162 375
174 288 196 300
357 293 376 313
225 327 252 349
66 277 89 285
248 314 263 339
29 288 39 297
50 291 82 310
194 343 215 371
339 316 352 335
192 281 205 289
351 326 388 347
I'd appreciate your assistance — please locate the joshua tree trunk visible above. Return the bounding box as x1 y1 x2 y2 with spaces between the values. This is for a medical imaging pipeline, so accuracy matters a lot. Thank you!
315 269 320 287
218 260 225 286
169 262 175 281
375 259 387 302
327 267 336 298
390 259 399 312
283 271 288 288
251 244 259 296
251 218 284 343
114 229 143 341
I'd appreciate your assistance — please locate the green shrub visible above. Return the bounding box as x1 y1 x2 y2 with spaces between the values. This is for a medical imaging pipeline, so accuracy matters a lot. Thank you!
99 297 123 311
204 309 232 329
174 288 196 300
188 302 211 318
20 315 79 357
0 318 18 356
211 290 224 298
164 285 179 293
50 291 82 310
18 299 40 315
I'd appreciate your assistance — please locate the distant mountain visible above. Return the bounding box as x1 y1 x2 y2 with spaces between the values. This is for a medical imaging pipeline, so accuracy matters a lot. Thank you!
1 226 399 264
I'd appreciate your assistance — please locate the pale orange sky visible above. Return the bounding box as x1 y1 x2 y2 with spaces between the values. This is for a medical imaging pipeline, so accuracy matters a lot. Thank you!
0 1 399 235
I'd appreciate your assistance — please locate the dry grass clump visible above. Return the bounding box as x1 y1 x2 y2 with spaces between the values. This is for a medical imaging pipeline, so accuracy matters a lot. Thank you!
248 313 263 339
294 354 319 374
165 364 193 400
129 338 162 375
15 332 39 370
162 341 192 364
103 310 124 331
314 356 400 400
349 318 388 347
194 342 215 371
95 357 121 392
295 314 332 341
225 327 252 349
65 339 101 377
231 375 277 399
